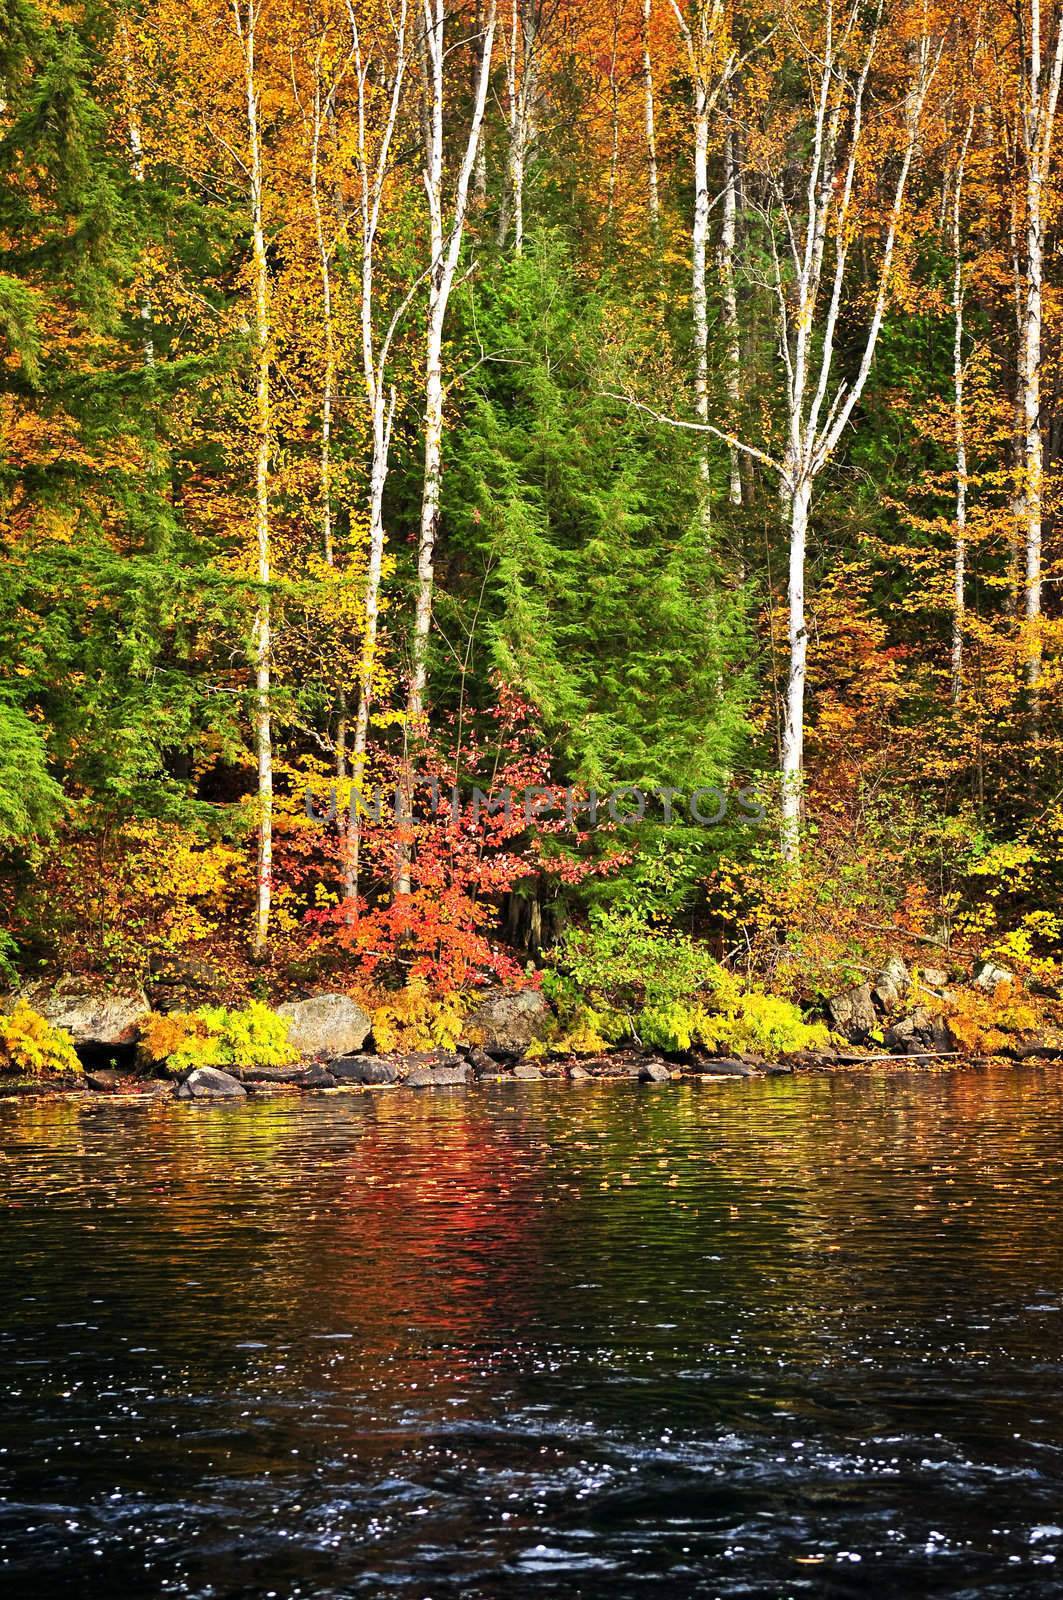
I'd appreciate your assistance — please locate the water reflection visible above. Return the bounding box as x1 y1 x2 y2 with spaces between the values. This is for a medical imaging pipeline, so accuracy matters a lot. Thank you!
2 1068 1063 1595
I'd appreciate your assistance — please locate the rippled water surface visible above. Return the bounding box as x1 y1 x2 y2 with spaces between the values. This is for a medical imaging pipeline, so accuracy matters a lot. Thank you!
3 1068 1063 1597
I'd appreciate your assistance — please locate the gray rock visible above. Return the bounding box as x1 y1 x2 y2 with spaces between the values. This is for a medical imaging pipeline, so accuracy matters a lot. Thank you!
236 1063 335 1087
20 979 150 1048
174 1066 247 1100
826 983 877 1042
277 993 372 1058
883 1007 952 1054
921 966 949 989
461 987 552 1054
464 1045 498 1077
698 1058 759 1077
404 1063 471 1088
638 1061 672 1082
568 1063 593 1081
86 1069 122 1092
512 1063 542 1080
873 955 911 1012
330 1055 398 1085
973 958 1014 992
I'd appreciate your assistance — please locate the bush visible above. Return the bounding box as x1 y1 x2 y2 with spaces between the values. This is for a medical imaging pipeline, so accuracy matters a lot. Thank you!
944 982 1041 1057
0 1000 81 1077
140 1003 295 1075
543 907 827 1060
371 980 469 1053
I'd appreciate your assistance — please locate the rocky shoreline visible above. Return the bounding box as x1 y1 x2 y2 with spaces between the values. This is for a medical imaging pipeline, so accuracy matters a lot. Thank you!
3 965 1061 1103
2 1038 1060 1103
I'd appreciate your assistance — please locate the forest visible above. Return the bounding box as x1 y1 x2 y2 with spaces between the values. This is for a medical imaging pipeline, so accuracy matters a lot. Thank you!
1 0 1062 1071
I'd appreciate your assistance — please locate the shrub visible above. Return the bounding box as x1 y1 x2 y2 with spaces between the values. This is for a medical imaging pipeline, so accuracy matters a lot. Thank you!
945 982 1041 1057
140 1003 295 1075
544 907 828 1060
372 980 470 1053
0 1000 81 1077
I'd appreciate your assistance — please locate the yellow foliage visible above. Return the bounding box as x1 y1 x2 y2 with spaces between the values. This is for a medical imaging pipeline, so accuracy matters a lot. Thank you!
945 983 1040 1057
372 980 470 1053
0 1001 81 1077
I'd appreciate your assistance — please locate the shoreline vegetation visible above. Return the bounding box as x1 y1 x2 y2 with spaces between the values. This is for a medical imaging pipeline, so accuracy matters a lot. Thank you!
2 2 1063 1075
2 953 1061 1102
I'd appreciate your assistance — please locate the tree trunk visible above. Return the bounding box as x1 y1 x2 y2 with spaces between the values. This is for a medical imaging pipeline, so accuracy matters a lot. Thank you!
641 0 660 228
720 116 741 507
780 475 810 863
691 87 711 504
235 0 273 961
950 117 973 705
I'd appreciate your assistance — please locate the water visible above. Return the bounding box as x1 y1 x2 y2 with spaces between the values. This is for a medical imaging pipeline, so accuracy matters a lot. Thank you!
2 1067 1063 1598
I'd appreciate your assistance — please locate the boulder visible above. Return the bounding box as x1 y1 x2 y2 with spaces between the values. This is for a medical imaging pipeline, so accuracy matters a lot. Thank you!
882 1007 951 1054
638 1061 672 1083
20 979 150 1048
973 958 1014 992
826 983 877 1042
277 993 371 1059
512 1062 542 1081
873 955 911 1013
461 987 552 1055
568 1063 593 1081
330 1055 398 1086
921 966 949 989
86 1069 122 1092
464 1045 498 1077
174 1066 247 1100
698 1058 759 1077
405 1063 471 1088
236 1063 336 1088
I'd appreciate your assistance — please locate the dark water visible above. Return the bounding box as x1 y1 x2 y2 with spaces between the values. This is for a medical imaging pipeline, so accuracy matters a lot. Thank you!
2 1070 1063 1598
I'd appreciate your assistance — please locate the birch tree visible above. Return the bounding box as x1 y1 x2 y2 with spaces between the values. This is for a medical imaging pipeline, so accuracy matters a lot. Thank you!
764 0 940 858
407 0 497 728
670 0 735 507
231 0 275 958
1015 0 1063 692
499 0 550 254
950 110 975 704
641 0 661 227
342 0 412 906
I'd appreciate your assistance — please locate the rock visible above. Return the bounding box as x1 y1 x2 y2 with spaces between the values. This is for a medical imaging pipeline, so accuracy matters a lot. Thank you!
236 1063 337 1088
298 1063 338 1089
698 1058 759 1077
512 1063 542 1080
86 1069 122 1092
398 1049 463 1073
973 958 1014 992
330 1055 398 1085
568 1063 593 1081
464 1045 498 1077
174 1066 247 1100
404 1063 471 1088
638 1061 672 1083
277 993 371 1058
873 955 911 1012
883 1007 952 1054
461 987 552 1054
20 979 150 1048
826 983 877 1042
921 966 949 989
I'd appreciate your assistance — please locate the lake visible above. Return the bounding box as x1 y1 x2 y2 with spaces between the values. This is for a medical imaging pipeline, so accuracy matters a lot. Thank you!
2 1067 1063 1596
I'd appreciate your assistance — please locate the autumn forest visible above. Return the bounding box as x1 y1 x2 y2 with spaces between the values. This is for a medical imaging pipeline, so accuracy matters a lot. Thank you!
2 0 1063 1060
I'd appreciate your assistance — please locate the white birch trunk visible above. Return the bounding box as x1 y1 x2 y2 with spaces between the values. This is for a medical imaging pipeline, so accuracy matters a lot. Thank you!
343 0 410 907
407 0 497 726
1018 2 1063 692
951 115 973 704
233 0 273 959
641 0 660 228
720 115 741 507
